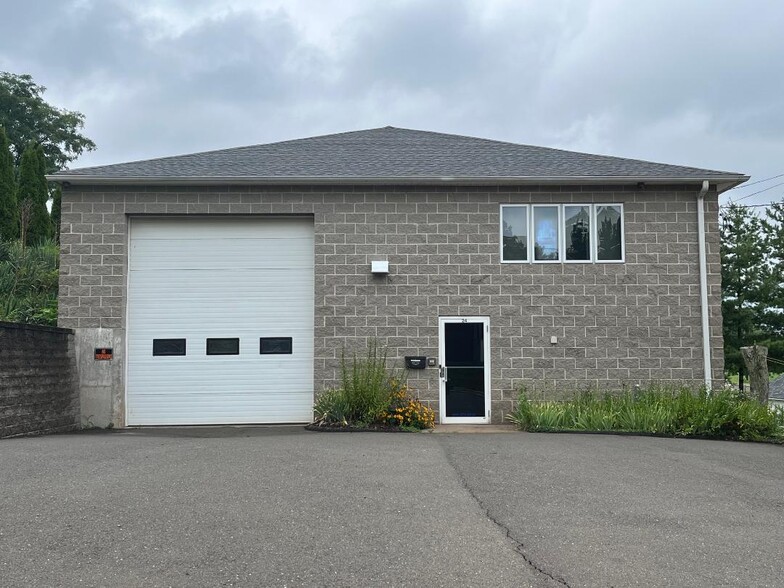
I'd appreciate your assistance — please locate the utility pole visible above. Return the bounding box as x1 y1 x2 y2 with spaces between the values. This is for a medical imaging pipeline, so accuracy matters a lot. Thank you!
740 345 769 404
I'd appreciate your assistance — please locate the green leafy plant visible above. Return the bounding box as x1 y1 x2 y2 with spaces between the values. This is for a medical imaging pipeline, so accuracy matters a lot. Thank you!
531 403 567 430
0 238 59 325
507 387 534 430
312 343 434 430
507 384 784 442
380 378 435 429
313 341 396 426
313 389 351 427
339 340 396 424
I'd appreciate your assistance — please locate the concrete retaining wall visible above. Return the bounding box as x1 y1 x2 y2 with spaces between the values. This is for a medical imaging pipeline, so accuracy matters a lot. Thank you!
0 321 80 438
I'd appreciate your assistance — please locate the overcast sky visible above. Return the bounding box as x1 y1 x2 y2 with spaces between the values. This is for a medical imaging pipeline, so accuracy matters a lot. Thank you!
2 0 783 205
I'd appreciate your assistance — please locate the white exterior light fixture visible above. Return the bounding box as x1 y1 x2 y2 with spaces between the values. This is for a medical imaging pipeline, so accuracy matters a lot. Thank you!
371 260 389 274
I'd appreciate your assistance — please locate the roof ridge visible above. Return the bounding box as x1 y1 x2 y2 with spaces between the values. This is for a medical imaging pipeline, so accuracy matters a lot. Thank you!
50 126 748 185
381 127 738 176
60 127 398 173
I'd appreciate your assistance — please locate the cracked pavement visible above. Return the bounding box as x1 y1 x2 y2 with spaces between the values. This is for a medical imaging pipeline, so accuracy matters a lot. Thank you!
1 428 783 587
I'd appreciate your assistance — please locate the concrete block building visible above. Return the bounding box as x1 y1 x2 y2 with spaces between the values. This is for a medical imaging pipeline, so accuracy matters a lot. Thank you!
49 127 747 426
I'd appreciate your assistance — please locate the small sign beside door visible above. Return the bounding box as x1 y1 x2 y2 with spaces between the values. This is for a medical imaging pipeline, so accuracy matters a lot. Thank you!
94 347 113 360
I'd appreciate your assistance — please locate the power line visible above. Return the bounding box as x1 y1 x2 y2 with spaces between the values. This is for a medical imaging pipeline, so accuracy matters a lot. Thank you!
720 201 781 209
730 181 784 202
726 172 784 191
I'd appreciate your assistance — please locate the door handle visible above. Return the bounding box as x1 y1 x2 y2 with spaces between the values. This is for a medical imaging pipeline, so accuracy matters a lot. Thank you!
439 365 447 381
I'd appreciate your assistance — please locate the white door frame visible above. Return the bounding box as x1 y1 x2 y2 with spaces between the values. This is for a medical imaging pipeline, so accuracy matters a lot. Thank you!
438 316 491 424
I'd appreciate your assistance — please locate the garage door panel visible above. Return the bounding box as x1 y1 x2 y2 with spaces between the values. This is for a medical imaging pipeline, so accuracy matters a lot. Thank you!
129 395 313 426
130 239 314 270
131 217 312 239
129 310 313 330
128 280 313 321
127 217 315 425
128 336 312 357
128 268 316 283
129 362 312 387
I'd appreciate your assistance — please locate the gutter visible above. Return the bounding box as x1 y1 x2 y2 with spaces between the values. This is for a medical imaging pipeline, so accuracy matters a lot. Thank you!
45 174 749 192
696 180 713 390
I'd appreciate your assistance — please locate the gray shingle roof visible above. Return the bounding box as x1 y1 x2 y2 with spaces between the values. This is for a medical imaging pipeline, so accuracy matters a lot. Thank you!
49 126 747 187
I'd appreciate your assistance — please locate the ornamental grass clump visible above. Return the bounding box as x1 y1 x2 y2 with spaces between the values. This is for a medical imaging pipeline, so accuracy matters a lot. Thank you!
313 388 352 427
339 340 394 424
313 342 393 426
507 384 784 443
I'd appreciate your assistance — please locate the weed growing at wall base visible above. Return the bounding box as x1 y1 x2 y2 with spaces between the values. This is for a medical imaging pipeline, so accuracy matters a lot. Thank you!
507 385 784 442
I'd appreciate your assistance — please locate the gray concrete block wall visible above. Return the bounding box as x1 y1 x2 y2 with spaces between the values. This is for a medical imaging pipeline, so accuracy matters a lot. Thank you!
0 322 80 437
58 184 724 425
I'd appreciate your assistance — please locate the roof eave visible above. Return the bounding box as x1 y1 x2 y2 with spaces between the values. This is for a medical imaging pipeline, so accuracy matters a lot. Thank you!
46 174 750 192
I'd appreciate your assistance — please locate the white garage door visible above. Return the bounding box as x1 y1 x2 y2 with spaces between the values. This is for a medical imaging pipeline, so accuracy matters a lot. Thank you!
126 217 314 425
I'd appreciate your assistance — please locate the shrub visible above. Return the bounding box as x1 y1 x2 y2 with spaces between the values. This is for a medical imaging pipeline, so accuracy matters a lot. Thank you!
0 239 59 325
313 341 397 426
380 378 435 430
312 345 435 430
507 384 784 443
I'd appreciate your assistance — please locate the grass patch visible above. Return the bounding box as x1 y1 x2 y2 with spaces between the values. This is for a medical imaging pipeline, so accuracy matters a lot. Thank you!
726 373 782 385
507 385 784 442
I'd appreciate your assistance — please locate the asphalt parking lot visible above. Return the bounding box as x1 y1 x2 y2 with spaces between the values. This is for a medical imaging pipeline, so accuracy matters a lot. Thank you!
1 427 782 587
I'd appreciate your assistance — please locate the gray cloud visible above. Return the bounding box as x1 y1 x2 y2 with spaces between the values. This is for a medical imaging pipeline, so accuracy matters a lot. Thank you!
1 0 782 204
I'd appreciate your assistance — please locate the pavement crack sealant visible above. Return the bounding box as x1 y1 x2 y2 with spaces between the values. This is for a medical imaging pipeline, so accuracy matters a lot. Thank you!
437 439 573 588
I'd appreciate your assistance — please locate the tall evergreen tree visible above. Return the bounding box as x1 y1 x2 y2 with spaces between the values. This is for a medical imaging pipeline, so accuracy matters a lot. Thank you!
17 143 52 245
721 204 766 375
720 201 784 377
759 201 784 339
0 126 17 240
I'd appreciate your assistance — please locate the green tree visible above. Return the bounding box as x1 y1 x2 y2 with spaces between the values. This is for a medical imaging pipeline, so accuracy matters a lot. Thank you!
759 201 784 337
0 71 96 173
0 126 17 240
721 201 784 379
17 143 52 245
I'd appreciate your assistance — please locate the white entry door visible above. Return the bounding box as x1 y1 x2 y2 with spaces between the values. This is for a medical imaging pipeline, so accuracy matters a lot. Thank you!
438 317 491 424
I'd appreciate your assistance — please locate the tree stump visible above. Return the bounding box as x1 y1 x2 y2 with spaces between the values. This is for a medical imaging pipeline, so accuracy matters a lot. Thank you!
740 345 769 404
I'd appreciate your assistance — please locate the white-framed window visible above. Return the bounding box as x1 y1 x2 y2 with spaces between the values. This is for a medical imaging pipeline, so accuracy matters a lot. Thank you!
563 204 592 263
499 203 624 264
532 205 561 262
500 204 530 263
594 204 625 263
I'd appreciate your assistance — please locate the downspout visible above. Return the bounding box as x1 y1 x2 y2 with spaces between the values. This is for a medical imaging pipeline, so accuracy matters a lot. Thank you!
696 180 712 390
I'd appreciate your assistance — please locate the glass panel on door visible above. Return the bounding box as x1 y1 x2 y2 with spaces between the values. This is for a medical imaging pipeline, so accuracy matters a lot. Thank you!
444 322 485 417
